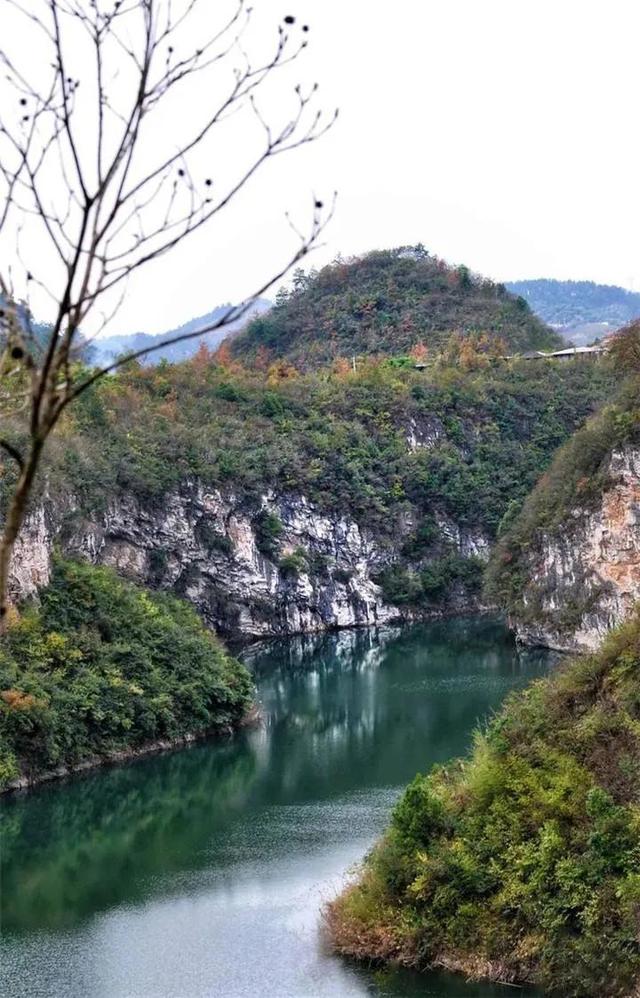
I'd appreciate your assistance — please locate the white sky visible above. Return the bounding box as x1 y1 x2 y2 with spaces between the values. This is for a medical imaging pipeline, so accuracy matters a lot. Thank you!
4 0 640 335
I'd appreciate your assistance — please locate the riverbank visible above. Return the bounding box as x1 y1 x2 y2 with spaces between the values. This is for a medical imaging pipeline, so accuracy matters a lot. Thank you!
0 559 254 793
325 616 640 998
1 704 262 795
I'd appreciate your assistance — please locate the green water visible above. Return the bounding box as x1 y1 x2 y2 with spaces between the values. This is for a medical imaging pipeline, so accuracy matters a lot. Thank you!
0 618 552 997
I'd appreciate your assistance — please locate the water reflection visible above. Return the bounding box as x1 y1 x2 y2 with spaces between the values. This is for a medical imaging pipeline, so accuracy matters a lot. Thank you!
0 618 550 997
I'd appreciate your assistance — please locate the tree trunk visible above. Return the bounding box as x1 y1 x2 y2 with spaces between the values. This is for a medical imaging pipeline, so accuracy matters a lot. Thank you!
0 439 44 632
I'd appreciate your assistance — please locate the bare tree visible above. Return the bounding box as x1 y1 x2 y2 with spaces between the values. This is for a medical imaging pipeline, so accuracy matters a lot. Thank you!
0 0 336 622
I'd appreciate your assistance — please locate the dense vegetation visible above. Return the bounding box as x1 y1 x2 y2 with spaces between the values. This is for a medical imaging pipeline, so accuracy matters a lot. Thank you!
327 615 640 997
507 279 640 344
1 248 611 620
0 559 253 790
18 345 614 612
231 247 562 369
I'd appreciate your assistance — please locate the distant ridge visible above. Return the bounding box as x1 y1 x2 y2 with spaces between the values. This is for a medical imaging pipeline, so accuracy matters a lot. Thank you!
93 298 271 366
506 279 640 345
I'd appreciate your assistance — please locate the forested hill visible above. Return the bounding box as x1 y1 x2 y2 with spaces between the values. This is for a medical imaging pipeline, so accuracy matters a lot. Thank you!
7 345 612 639
506 279 640 344
231 247 562 369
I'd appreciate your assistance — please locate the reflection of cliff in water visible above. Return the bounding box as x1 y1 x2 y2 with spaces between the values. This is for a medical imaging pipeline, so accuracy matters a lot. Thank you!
1 618 553 936
244 617 552 801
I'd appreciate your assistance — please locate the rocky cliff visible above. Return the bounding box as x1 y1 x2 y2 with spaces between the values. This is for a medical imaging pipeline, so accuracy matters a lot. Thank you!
504 446 640 651
10 484 489 638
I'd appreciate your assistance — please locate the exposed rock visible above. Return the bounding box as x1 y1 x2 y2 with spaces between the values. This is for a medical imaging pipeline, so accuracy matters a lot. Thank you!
8 483 490 638
435 512 491 561
406 416 445 452
8 506 52 600
512 446 640 651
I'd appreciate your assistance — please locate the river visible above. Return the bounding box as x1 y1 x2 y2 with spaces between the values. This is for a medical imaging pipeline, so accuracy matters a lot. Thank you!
0 618 552 997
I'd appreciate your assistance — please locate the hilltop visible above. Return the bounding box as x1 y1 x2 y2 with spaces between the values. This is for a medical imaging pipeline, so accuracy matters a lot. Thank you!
506 279 640 345
231 247 562 368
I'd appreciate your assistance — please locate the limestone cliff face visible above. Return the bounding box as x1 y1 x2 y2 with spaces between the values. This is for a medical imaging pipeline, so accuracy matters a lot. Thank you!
513 446 640 651
10 487 390 636
9 484 489 638
8 505 51 602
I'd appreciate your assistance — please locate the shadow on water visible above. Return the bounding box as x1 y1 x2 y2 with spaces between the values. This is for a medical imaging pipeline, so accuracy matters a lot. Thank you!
1 618 550 997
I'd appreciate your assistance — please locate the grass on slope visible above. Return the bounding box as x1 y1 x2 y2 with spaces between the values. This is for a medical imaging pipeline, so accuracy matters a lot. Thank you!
327 619 640 997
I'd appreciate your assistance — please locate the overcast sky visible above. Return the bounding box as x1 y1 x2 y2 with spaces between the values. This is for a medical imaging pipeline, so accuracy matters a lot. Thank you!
4 0 640 336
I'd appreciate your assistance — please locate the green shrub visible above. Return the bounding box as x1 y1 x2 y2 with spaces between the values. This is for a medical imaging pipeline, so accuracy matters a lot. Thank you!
379 555 484 607
0 559 253 789
400 517 438 557
279 547 308 578
377 566 423 605
253 510 283 559
195 519 233 554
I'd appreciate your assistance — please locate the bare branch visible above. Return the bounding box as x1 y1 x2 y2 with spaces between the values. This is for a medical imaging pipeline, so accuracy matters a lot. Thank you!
69 197 335 400
0 0 335 620
0 438 25 471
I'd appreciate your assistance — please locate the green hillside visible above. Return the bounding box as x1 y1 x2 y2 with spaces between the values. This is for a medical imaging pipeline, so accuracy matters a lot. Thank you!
0 559 253 789
486 352 640 626
23 349 613 612
231 247 562 368
327 614 640 997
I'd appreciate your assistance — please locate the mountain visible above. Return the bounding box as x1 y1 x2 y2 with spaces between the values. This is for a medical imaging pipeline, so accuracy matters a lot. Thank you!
506 279 640 345
0 298 95 363
231 247 562 368
92 299 271 367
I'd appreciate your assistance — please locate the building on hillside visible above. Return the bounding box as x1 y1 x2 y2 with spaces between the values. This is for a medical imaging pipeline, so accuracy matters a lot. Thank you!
545 345 606 360
503 344 607 362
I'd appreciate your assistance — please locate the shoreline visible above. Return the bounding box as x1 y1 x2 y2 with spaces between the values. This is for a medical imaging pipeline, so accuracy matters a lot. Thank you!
1 703 262 797
1 611 530 798
228 601 499 651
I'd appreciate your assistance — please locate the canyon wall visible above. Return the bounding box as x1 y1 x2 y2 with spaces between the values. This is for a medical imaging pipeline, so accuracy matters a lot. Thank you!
511 446 640 651
11 483 489 638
